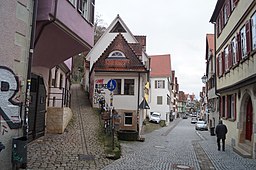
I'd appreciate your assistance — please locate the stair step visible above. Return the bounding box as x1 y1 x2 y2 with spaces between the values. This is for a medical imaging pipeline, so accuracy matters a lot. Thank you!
233 146 252 158
238 142 252 154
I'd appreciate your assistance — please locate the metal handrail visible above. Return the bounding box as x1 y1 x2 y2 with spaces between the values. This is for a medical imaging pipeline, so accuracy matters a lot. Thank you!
48 87 71 107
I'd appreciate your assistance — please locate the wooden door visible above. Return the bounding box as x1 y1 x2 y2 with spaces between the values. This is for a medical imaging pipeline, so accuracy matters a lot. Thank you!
245 98 253 141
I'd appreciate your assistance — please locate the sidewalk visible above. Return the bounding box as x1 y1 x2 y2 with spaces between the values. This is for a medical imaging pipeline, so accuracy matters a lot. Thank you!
197 130 256 170
27 84 113 170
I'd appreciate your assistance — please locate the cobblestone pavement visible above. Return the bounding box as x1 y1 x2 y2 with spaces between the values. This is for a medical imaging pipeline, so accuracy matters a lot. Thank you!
103 118 256 170
27 84 114 170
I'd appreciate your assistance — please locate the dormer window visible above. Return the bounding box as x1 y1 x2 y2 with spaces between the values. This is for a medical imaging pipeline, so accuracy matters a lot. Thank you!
108 51 125 59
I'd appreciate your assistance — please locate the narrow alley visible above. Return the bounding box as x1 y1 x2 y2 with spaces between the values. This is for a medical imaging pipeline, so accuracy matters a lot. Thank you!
27 84 113 169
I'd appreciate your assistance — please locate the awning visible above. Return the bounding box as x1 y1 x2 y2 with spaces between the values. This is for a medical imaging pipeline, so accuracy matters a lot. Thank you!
139 98 150 109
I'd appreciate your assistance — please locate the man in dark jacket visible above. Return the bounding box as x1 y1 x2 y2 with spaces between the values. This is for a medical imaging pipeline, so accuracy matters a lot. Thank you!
215 120 228 151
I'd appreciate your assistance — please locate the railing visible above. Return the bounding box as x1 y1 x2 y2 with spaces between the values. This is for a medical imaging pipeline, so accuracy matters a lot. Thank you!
48 87 71 108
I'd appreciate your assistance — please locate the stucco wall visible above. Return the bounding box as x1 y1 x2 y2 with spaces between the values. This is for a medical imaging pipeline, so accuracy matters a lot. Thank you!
0 0 33 169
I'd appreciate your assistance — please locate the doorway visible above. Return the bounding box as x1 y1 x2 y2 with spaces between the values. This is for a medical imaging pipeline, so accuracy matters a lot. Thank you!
245 98 253 141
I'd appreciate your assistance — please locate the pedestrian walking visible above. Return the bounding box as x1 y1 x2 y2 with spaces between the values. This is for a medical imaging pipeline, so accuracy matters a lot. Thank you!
215 120 228 151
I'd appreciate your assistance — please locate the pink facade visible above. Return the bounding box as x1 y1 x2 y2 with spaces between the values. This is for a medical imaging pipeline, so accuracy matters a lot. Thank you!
33 0 94 68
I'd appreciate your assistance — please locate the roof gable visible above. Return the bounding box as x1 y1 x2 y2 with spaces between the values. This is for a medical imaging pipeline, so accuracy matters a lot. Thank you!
150 54 172 77
86 15 140 70
93 33 147 72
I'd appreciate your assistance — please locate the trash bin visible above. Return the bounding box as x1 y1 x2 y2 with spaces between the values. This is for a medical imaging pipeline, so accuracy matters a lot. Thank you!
210 127 215 136
12 137 27 168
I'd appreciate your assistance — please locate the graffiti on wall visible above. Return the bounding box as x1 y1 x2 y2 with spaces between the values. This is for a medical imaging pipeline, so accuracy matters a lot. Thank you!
94 79 107 104
0 66 22 130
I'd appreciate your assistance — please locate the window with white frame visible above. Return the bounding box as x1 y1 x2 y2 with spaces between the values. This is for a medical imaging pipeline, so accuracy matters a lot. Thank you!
78 0 89 19
252 12 256 50
227 94 236 120
155 80 165 89
218 53 223 76
124 79 134 95
240 26 247 58
224 46 229 72
231 37 237 65
108 51 125 59
124 112 133 125
157 96 163 105
223 4 228 25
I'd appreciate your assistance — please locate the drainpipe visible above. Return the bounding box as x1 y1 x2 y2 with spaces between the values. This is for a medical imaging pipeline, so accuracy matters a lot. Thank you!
24 0 38 138
212 22 221 121
137 73 141 133
34 0 58 47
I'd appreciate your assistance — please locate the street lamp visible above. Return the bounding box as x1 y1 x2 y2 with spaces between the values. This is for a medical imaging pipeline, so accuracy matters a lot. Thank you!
201 74 207 84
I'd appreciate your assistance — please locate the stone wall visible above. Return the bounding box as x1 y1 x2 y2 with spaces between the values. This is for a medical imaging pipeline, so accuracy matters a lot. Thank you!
46 107 73 134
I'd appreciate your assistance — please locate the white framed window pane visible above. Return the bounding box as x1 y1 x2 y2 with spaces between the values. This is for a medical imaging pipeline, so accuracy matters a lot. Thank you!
232 37 237 65
124 79 134 95
252 12 256 50
124 112 133 125
157 96 163 105
240 26 247 58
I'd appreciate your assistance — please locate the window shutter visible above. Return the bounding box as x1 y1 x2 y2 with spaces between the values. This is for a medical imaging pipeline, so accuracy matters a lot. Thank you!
220 97 223 117
221 51 225 75
216 19 219 36
225 95 228 118
89 0 95 24
228 44 232 69
226 0 231 18
234 0 239 6
216 55 220 77
245 19 252 54
234 93 237 120
236 32 241 62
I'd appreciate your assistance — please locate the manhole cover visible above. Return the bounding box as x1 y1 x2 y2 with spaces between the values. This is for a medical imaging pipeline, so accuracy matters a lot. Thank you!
172 164 193 170
78 154 95 161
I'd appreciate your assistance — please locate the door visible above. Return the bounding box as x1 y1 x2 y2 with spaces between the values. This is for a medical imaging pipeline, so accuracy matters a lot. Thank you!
245 98 253 141
28 74 46 142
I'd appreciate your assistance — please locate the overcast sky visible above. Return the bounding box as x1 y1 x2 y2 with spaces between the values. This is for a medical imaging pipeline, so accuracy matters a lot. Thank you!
95 0 217 99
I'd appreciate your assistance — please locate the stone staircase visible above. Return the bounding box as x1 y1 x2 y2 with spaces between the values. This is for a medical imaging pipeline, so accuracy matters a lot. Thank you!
233 141 252 158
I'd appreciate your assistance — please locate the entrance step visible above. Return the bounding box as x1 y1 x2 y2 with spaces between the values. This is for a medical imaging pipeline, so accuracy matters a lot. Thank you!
233 145 252 158
238 142 252 154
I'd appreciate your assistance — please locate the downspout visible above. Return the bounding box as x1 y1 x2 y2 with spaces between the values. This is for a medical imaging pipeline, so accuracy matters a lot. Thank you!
34 0 58 47
137 73 141 112
24 0 38 138
212 22 221 120
137 73 141 132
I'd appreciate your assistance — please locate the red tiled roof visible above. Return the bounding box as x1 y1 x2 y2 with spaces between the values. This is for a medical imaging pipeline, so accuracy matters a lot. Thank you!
149 54 171 77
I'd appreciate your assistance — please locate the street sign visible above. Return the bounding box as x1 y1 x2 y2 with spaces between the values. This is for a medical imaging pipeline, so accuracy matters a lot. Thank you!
107 79 116 91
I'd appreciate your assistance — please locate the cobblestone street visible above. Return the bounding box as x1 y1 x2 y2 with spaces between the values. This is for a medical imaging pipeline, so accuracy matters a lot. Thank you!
27 84 256 170
27 84 114 169
104 119 256 170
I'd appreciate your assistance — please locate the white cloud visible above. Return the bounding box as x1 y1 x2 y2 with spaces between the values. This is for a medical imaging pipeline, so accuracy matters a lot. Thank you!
95 0 217 98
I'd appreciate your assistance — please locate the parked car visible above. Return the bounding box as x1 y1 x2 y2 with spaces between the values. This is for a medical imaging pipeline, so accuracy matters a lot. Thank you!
149 112 161 124
195 121 208 131
191 117 197 124
182 114 188 119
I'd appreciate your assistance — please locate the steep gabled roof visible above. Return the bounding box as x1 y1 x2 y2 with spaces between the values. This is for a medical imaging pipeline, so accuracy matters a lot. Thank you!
86 15 142 70
93 33 147 72
149 54 171 77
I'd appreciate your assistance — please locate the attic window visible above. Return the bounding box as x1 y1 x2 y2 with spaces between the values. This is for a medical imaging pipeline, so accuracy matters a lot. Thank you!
108 51 125 58
110 21 126 33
